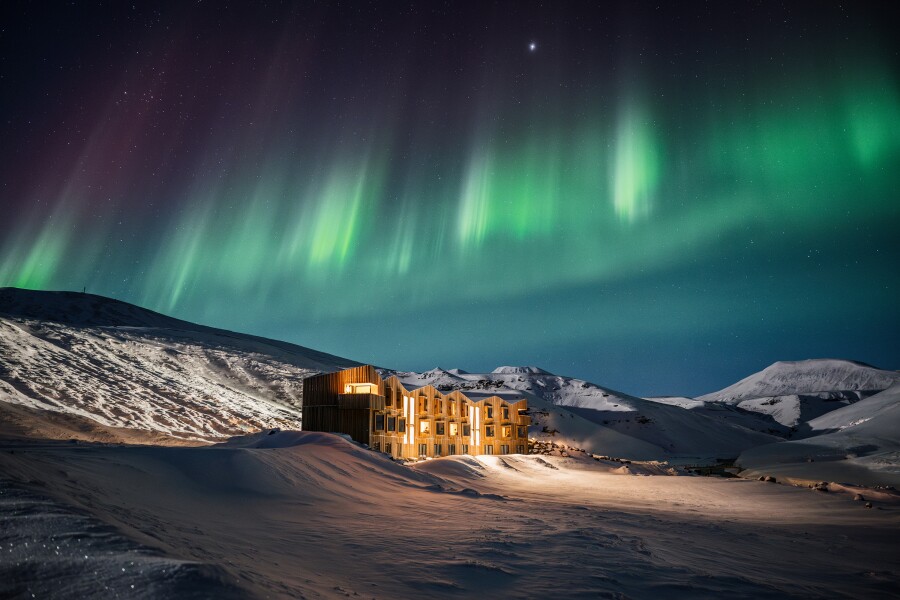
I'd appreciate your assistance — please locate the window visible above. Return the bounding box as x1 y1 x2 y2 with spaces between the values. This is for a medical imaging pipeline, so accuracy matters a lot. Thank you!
436 422 445 435
372 442 381 452
502 405 509 420
517 445 525 454
517 426 527 438
463 424 471 436
485 426 495 438
419 420 431 434
436 399 443 414
448 444 456 455
500 444 509 454
385 388 393 407
419 398 428 412
434 444 441 456
450 402 457 416
486 406 494 419
449 422 459 436
462 444 468 454
387 416 396 432
344 383 377 394
374 414 385 431
418 443 427 456
502 426 512 438
398 418 406 433
385 443 392 455
485 445 494 455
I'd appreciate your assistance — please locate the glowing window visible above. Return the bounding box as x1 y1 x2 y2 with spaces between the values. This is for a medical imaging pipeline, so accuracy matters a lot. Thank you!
449 423 459 436
344 383 377 395
420 420 431 434
502 426 512 438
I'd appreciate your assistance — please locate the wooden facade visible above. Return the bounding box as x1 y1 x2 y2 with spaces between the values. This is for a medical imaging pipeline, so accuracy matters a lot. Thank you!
302 366 530 459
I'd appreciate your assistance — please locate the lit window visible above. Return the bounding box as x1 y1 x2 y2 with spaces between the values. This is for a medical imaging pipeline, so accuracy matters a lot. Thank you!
420 420 431 434
344 383 377 395
449 423 459 436
502 426 512 438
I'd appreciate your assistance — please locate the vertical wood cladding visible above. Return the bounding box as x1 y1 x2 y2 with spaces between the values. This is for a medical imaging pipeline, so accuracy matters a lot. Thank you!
302 366 530 458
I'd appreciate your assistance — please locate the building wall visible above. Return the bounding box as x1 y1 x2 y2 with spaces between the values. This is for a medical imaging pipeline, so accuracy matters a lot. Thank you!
302 367 530 458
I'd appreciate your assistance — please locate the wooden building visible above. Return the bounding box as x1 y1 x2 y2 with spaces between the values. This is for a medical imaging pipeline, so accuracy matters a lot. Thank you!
302 365 530 459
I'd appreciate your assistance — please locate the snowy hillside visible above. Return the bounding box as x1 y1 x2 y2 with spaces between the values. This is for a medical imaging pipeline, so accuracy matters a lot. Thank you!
697 359 900 427
397 366 780 460
737 384 900 487
0 288 357 442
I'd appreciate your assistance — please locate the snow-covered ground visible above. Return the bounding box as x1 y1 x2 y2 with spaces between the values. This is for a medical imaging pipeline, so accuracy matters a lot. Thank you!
1 432 897 599
0 480 243 599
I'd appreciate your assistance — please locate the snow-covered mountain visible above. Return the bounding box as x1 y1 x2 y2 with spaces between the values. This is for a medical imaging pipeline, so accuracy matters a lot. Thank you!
737 383 900 487
0 288 357 442
697 359 900 428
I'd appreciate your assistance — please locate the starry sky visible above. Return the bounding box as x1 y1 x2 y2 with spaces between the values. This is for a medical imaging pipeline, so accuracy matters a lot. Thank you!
1 1 898 396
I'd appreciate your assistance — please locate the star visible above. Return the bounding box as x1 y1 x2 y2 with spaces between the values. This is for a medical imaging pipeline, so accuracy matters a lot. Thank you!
528 41 537 52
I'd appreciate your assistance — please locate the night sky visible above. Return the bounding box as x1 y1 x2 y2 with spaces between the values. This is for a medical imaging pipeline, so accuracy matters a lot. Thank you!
1 2 898 396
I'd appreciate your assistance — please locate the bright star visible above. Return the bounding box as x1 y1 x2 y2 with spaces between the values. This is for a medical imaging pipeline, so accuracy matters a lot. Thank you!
528 42 537 52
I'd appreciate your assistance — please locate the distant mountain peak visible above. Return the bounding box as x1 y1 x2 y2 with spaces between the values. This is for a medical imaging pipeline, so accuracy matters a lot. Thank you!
491 366 553 375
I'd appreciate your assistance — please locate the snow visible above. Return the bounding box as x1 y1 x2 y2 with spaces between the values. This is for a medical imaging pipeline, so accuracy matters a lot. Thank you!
1 432 897 598
0 480 243 599
0 288 356 442
738 384 900 486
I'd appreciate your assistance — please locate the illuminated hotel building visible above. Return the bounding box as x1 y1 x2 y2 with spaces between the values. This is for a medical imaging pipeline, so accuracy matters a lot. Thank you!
302 366 530 458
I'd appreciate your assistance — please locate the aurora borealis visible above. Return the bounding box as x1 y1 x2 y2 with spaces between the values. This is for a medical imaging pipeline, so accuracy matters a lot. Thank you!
1 2 898 395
